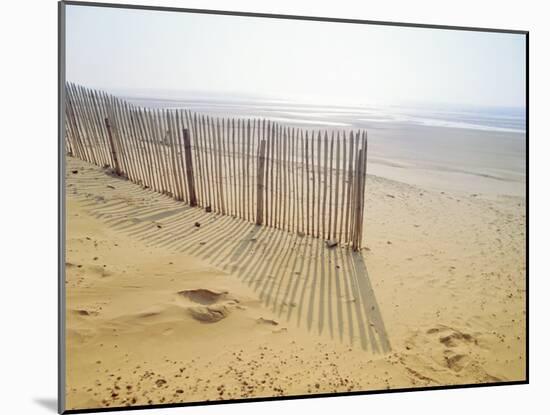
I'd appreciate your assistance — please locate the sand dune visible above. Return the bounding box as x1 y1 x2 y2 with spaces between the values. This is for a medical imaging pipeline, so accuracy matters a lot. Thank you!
65 156 526 410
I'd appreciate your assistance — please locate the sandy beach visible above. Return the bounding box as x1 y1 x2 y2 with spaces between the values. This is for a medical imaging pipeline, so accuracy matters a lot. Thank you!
64 130 526 410
59 5 528 412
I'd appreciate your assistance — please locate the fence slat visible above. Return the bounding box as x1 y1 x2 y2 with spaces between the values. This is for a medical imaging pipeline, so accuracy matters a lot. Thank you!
182 128 198 206
265 121 271 227
333 131 341 241
246 119 252 223
200 115 212 208
206 116 218 211
339 132 347 243
104 117 121 176
283 127 289 232
256 139 267 225
292 127 298 234
69 85 92 163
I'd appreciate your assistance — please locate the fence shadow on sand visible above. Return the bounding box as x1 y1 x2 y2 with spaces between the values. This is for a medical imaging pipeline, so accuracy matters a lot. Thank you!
69 160 391 353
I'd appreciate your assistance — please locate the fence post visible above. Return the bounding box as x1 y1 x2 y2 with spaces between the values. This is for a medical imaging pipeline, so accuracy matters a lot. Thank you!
104 117 121 175
352 148 364 251
357 133 368 249
256 139 267 225
182 128 198 207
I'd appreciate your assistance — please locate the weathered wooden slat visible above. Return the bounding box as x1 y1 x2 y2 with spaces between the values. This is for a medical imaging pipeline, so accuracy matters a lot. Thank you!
81 85 100 164
292 127 297 233
182 128 198 206
150 108 165 193
155 109 169 193
256 139 267 225
137 108 153 189
139 109 157 191
190 114 202 206
246 119 252 222
92 90 110 167
333 131 341 241
196 114 207 207
270 121 275 228
68 85 86 160
358 131 368 248
327 132 335 240
235 119 240 219
350 132 363 248
304 130 310 235
310 130 316 237
90 88 110 167
167 112 183 201
137 106 156 191
283 127 289 232
273 124 279 229
121 101 142 185
339 131 347 243
84 86 103 166
315 130 323 238
344 131 353 244
205 116 217 210
175 110 189 203
96 91 113 167
127 105 145 186
74 86 97 165
84 89 105 166
299 129 305 235
215 118 224 214
114 98 136 182
161 110 174 195
111 98 130 179
230 118 235 217
72 86 90 162
222 118 228 214
209 116 219 210
276 123 280 228
189 112 202 205
251 119 257 224
65 85 85 160
200 115 211 208
175 111 187 201
264 122 269 226
355 135 364 248
70 85 93 164
322 131 329 239
104 116 121 176
94 90 110 166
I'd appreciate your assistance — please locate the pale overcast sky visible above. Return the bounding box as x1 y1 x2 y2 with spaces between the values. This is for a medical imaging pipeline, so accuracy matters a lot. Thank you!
65 4 526 108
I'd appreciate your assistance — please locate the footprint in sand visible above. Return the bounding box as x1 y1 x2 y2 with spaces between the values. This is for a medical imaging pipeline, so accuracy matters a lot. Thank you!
443 350 470 372
178 289 238 323
187 305 229 323
178 289 229 305
73 309 99 317
426 325 477 348
257 317 279 326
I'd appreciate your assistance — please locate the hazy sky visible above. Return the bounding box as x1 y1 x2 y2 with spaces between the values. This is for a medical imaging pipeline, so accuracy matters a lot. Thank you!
65 4 526 108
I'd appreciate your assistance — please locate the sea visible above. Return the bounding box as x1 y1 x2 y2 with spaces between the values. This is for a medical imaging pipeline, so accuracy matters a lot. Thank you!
123 93 526 197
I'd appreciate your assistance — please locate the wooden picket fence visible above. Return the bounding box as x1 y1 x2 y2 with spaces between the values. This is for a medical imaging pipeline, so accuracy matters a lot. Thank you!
64 83 368 250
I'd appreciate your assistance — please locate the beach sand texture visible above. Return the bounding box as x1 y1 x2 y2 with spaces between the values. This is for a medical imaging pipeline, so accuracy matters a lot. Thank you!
65 151 526 410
